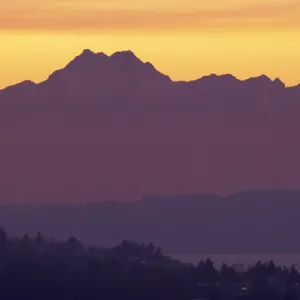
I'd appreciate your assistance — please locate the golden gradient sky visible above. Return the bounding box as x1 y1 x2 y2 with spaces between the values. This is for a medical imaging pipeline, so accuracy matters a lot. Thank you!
1 0 300 88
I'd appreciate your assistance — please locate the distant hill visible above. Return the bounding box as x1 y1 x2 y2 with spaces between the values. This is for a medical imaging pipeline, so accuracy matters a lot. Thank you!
0 49 300 203
0 191 300 254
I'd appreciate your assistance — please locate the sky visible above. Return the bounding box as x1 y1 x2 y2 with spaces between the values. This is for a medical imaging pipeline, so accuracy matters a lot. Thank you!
1 0 300 88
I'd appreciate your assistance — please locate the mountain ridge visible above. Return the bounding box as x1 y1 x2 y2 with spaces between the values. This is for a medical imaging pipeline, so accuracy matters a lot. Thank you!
1 49 298 91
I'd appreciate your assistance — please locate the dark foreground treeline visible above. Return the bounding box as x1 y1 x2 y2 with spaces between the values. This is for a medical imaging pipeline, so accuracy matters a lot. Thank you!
0 229 299 300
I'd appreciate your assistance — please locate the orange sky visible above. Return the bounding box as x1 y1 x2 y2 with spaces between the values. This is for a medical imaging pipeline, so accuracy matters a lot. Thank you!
1 0 300 88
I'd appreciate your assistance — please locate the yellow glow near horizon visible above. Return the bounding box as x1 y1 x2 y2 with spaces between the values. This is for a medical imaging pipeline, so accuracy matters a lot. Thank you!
1 0 300 88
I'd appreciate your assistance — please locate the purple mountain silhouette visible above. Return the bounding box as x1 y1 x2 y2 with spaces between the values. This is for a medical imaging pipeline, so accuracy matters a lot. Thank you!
1 49 300 204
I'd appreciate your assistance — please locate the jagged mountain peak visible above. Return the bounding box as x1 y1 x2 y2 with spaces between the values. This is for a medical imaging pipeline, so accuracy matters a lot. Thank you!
81 49 94 55
199 73 239 83
43 49 171 87
245 75 285 89
110 50 139 61
66 49 109 68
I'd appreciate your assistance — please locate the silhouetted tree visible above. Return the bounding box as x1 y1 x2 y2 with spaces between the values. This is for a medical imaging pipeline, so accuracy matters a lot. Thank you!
67 236 83 255
0 228 7 270
288 265 300 285
20 233 30 250
220 263 238 281
35 231 46 253
265 260 278 276
196 258 218 283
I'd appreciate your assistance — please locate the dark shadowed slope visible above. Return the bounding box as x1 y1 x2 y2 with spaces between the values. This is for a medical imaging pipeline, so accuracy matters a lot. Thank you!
0 49 300 203
0 191 300 253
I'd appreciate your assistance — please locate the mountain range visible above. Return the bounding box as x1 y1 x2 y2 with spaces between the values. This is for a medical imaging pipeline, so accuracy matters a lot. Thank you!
1 49 300 203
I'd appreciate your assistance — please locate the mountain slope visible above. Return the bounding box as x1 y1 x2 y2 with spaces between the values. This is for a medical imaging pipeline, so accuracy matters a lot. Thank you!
0 50 300 203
